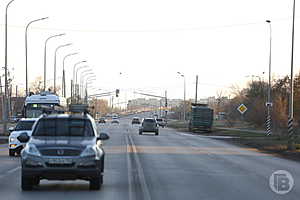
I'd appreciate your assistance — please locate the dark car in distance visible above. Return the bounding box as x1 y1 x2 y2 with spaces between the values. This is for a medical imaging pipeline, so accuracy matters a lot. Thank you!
139 118 159 135
132 117 141 125
98 117 106 123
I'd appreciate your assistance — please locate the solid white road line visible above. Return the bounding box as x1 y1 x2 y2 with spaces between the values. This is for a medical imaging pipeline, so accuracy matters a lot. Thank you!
0 166 21 179
126 135 134 200
128 133 152 200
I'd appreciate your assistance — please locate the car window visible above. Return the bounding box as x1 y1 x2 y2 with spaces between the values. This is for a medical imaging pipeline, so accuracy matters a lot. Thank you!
33 118 94 137
15 121 35 131
144 119 155 123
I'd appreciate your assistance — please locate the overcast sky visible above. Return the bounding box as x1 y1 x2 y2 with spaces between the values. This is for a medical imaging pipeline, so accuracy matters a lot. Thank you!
0 0 299 102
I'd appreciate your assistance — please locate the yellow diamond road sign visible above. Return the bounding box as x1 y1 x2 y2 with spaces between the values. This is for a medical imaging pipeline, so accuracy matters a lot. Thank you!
237 104 247 114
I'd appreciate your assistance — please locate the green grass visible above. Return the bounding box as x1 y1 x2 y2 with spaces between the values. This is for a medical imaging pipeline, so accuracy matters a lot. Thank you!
167 120 300 158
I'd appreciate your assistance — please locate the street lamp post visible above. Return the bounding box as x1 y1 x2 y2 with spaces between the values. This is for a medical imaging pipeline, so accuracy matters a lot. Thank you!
79 71 94 98
25 17 48 96
43 33 65 91
72 62 87 102
85 78 96 103
83 75 96 97
53 43 72 94
288 0 296 150
266 20 272 136
62 52 78 97
177 72 186 121
4 0 17 135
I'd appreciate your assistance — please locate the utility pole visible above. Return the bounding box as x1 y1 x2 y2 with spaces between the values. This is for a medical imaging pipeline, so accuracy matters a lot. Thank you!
165 90 168 119
70 80 73 104
195 75 198 104
0 76 2 94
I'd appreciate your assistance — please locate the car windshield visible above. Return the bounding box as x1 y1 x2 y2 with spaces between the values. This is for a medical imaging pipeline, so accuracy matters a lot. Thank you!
156 119 162 122
33 118 94 137
15 121 35 131
144 119 155 123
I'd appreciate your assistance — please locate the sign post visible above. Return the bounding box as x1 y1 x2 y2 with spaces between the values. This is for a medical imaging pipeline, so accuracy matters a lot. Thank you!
237 104 248 121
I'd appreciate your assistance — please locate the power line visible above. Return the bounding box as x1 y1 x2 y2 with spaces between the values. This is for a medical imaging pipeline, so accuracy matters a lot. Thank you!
0 18 291 34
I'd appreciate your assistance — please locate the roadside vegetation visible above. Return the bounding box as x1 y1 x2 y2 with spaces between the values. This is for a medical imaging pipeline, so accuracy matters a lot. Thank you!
168 73 300 158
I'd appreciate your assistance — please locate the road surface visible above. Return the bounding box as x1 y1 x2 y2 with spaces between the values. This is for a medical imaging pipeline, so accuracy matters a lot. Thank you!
0 115 299 200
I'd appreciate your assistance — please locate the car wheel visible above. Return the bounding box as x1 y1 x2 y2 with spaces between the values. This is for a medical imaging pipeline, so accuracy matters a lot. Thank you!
155 131 159 136
89 175 103 190
139 131 142 135
100 157 105 173
17 148 23 156
32 177 40 185
9 149 14 157
21 175 33 191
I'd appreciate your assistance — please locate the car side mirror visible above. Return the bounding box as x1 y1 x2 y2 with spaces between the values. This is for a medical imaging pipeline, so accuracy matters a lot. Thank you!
8 127 14 132
17 132 30 143
97 132 110 141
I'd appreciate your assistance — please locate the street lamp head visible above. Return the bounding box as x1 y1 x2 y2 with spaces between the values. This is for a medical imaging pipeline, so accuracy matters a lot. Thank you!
266 20 271 23
42 17 49 20
65 43 72 47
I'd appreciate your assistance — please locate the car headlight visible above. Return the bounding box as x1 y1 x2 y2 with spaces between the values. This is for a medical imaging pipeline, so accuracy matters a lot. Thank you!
24 144 41 156
9 137 16 143
81 146 100 159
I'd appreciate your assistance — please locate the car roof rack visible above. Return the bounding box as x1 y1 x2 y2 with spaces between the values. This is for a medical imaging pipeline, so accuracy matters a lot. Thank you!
69 104 89 114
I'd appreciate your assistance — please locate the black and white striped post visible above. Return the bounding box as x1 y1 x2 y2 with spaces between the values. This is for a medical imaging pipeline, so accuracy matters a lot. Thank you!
266 108 272 136
288 117 293 136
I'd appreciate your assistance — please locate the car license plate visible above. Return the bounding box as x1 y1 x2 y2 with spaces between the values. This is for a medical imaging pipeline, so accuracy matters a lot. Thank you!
48 158 72 164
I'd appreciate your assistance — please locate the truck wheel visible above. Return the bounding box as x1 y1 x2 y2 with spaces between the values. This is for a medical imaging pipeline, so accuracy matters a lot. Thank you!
21 175 33 191
9 149 14 157
89 175 103 190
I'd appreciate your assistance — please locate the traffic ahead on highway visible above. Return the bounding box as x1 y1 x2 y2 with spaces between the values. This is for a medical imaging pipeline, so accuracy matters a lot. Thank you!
1 0 300 199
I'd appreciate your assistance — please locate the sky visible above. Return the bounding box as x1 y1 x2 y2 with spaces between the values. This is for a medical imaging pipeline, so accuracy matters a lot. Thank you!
0 0 299 104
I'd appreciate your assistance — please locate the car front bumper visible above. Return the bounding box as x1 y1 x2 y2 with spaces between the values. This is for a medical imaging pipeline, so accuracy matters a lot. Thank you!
21 155 103 180
22 167 101 180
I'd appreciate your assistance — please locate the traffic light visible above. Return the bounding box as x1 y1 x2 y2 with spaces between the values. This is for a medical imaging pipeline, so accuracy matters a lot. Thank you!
116 89 120 97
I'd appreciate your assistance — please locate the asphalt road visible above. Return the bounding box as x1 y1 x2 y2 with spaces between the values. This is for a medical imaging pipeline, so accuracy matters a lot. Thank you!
0 115 299 200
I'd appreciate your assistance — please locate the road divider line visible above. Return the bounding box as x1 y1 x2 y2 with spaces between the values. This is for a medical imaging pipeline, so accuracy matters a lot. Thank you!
125 135 134 200
128 133 152 200
0 166 21 179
